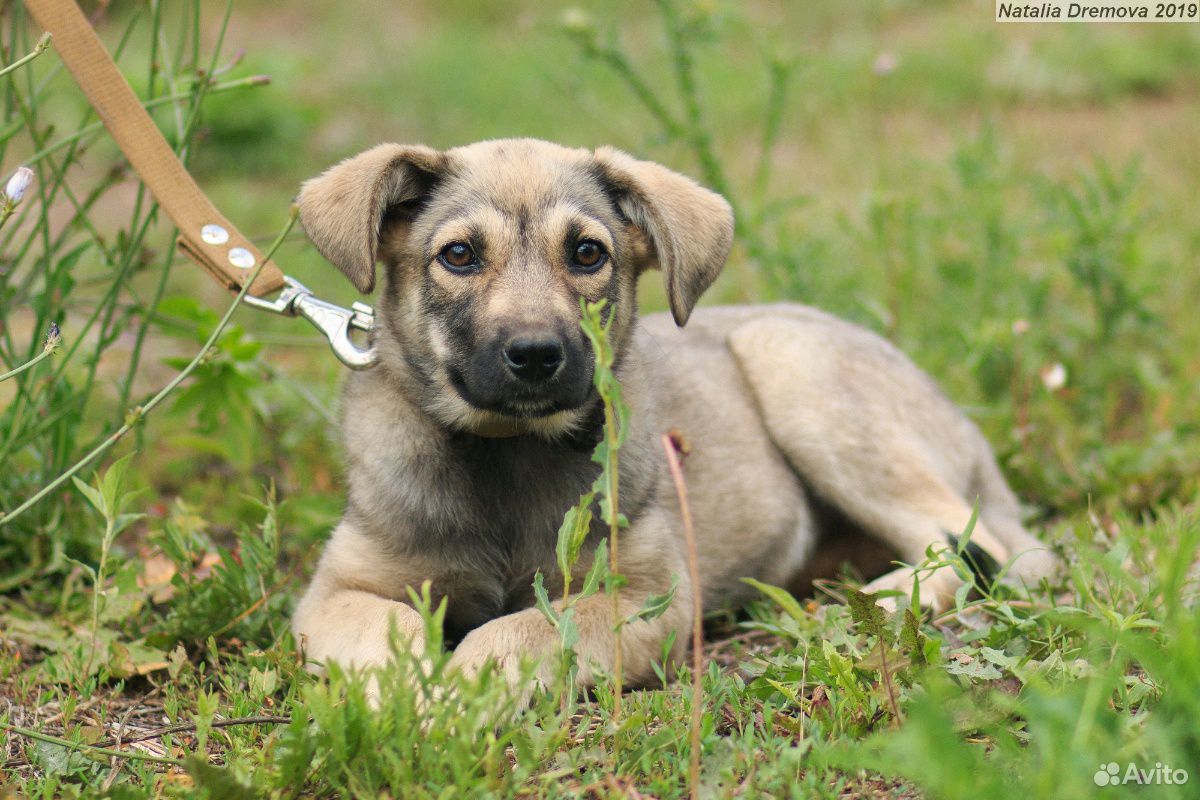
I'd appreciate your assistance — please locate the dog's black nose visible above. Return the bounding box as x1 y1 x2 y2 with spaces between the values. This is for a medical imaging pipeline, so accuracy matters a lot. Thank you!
502 336 564 382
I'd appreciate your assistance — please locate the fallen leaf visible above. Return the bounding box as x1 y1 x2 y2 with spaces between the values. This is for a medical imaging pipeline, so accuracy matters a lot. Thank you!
138 551 178 603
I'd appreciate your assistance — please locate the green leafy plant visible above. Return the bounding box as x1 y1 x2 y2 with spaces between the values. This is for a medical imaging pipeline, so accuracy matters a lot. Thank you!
534 298 679 717
70 453 145 679
0 0 278 587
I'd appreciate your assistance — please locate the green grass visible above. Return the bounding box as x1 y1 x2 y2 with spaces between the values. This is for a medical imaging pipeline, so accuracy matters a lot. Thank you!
2 0 1199 797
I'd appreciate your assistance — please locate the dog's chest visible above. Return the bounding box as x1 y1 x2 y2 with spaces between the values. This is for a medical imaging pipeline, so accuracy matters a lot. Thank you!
388 435 603 639
453 434 599 536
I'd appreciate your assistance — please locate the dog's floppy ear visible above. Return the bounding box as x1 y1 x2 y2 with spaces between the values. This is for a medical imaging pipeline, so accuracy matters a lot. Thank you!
593 147 734 326
297 143 446 293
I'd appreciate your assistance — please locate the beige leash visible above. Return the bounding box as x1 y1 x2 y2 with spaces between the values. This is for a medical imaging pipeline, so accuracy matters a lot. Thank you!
22 0 377 368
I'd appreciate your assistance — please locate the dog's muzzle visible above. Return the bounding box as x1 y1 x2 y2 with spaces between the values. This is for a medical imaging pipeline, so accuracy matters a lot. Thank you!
453 328 592 418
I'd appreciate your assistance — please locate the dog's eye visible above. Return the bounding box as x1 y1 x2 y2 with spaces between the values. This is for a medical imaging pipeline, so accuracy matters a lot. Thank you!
571 240 607 272
438 242 478 272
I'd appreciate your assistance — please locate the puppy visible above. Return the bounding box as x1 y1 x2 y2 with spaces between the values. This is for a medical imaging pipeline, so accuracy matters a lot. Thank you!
291 138 1055 692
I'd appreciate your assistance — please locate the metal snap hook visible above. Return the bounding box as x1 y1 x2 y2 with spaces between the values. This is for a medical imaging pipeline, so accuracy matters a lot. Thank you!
241 276 377 369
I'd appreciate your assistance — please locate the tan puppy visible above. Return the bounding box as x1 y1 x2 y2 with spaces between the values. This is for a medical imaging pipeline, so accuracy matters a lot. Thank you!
291 138 1055 692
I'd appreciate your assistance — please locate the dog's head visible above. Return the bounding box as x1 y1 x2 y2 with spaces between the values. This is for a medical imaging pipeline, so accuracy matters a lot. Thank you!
297 138 733 437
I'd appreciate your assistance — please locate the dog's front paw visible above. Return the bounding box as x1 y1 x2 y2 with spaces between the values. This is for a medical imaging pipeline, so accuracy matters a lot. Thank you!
295 619 430 710
448 632 520 683
447 613 561 706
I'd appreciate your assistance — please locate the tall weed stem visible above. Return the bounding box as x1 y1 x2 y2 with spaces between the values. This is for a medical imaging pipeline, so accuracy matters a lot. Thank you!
0 209 297 527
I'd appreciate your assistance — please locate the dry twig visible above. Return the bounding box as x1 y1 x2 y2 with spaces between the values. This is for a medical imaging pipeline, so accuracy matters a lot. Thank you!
661 431 704 800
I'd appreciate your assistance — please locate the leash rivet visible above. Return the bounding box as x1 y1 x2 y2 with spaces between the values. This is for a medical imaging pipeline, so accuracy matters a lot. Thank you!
228 247 256 269
200 223 229 245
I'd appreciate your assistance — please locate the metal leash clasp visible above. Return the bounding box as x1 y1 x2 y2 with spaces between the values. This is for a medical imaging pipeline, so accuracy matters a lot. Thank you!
243 276 377 369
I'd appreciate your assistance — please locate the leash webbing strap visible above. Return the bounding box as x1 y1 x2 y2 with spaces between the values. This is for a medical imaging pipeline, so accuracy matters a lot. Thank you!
23 0 285 297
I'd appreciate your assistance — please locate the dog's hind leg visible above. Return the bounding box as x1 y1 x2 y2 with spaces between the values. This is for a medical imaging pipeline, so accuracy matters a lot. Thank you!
726 313 1056 610
969 442 1059 586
